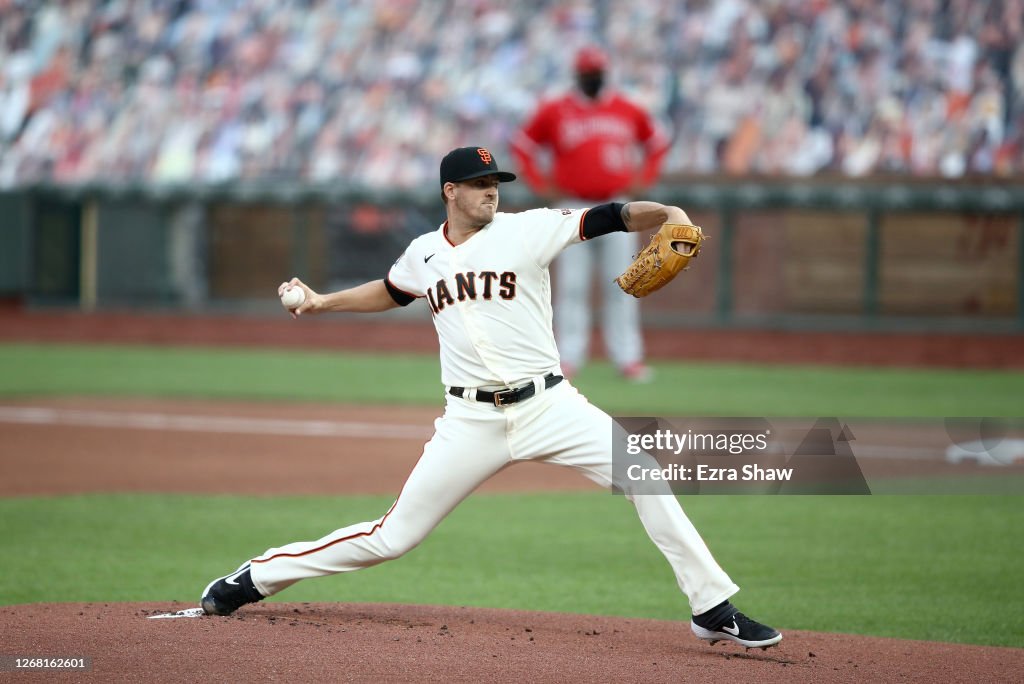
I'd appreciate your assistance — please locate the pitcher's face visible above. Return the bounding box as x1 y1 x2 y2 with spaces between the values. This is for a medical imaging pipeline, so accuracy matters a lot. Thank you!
451 176 500 227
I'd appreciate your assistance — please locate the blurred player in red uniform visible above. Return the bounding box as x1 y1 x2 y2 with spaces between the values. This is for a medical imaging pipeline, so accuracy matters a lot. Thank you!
511 45 670 382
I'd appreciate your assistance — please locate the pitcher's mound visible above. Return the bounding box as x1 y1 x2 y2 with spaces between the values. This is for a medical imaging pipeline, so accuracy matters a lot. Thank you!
2 602 1019 683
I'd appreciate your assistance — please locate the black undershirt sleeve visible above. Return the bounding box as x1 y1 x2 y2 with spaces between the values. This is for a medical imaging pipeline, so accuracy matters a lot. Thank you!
383 277 416 306
580 202 628 240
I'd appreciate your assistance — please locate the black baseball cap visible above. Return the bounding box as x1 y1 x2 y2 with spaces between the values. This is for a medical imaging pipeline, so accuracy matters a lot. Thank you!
439 146 517 186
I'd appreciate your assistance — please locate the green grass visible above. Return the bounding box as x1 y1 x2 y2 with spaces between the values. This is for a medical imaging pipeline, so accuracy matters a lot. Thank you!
1 342 1022 416
0 493 1020 647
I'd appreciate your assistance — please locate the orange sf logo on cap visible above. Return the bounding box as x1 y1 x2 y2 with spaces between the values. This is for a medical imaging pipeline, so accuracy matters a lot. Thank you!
476 148 492 164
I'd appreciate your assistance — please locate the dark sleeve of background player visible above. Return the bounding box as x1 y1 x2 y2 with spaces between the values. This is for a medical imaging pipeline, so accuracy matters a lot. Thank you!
580 202 627 240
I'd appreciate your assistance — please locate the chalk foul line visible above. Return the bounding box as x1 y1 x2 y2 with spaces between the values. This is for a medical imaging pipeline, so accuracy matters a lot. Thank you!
0 406 433 440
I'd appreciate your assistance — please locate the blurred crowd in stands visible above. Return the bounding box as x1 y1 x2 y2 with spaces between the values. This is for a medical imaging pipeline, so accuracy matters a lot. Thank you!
1 0 1023 189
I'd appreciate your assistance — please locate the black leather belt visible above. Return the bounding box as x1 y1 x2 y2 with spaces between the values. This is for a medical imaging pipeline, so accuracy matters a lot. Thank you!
448 373 563 407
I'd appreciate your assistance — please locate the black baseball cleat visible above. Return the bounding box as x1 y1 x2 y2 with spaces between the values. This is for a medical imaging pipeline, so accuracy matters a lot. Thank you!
200 562 265 616
691 608 782 649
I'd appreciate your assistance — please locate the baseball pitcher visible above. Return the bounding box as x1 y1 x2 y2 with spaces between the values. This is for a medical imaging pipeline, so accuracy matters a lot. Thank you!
199 146 781 650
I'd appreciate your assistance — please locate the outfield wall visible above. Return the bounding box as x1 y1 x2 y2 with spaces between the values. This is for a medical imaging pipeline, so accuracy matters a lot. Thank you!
2 181 1022 332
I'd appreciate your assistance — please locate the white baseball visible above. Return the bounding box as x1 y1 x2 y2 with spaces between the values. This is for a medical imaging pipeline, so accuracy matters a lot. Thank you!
280 286 306 309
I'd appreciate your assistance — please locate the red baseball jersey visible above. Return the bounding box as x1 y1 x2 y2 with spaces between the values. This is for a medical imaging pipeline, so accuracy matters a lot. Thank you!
512 91 670 201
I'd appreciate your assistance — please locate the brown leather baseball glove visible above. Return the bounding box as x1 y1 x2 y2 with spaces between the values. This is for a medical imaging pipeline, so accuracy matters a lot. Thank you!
615 223 705 297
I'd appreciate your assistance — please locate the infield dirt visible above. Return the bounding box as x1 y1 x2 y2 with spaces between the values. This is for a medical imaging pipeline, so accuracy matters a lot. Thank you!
4 601 1023 683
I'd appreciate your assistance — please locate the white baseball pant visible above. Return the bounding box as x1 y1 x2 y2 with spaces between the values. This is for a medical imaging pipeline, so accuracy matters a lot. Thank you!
248 379 738 615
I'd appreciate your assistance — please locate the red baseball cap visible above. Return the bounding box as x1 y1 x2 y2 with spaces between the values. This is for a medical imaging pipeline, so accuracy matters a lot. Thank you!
574 45 609 74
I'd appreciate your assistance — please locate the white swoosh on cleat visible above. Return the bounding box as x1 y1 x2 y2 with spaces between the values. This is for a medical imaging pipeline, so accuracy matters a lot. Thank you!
722 621 740 636
225 567 248 585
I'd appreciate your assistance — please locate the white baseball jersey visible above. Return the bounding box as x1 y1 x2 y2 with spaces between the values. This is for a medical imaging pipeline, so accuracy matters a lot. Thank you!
386 208 589 388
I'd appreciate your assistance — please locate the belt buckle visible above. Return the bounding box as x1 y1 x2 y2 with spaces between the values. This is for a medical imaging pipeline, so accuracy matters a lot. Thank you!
492 388 515 407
